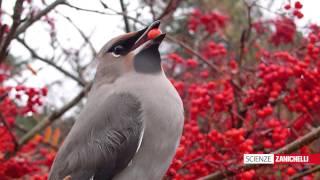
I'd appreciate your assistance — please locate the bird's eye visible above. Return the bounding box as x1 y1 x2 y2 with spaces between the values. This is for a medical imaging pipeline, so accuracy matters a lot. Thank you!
111 45 124 58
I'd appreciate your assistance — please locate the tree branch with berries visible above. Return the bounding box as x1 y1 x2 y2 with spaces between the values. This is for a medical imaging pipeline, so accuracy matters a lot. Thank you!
1 0 320 179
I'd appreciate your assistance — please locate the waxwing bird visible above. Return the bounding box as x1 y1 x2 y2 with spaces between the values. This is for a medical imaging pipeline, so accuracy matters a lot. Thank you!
48 20 184 180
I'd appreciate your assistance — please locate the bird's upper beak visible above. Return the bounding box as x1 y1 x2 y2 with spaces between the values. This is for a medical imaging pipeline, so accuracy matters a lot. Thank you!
130 20 166 51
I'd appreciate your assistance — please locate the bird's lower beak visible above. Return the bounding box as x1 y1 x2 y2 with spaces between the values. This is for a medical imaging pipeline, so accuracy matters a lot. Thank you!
130 20 166 51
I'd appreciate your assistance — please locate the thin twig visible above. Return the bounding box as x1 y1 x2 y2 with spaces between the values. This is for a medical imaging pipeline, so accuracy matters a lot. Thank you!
0 0 24 62
119 0 130 32
17 38 86 87
15 123 28 133
166 35 219 72
157 0 182 20
238 1 253 66
0 92 8 102
56 12 97 56
181 157 203 169
65 2 114 15
14 0 66 37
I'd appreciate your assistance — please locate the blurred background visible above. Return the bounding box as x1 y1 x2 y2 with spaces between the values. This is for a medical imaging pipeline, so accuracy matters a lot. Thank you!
0 0 320 179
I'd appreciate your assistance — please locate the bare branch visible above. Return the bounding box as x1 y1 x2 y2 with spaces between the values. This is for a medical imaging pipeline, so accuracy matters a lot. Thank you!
166 35 219 72
0 0 24 62
56 12 97 56
198 126 320 180
119 0 130 32
157 0 182 20
0 92 8 102
99 1 145 23
17 38 87 87
14 0 66 37
18 83 92 146
65 2 112 15
238 1 253 66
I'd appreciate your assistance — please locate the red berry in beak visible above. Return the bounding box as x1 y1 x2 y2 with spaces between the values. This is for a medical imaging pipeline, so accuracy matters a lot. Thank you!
147 28 162 40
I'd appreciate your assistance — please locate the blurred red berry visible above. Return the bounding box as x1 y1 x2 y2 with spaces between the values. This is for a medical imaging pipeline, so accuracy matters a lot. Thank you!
284 4 291 10
294 1 303 9
287 167 296 175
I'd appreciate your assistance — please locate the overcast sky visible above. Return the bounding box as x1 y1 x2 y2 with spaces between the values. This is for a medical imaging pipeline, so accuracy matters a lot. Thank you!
2 0 320 111
3 0 319 86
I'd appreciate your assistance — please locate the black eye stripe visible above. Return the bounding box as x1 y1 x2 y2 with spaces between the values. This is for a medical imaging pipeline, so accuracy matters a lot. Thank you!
106 28 147 54
107 37 136 54
113 45 124 55
107 43 124 55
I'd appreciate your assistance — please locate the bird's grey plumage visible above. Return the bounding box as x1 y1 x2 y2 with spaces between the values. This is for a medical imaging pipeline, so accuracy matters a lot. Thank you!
49 93 143 180
49 21 184 180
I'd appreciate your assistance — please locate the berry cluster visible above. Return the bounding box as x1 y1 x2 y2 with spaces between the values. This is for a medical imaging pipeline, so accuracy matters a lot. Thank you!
284 1 304 19
1 0 319 179
165 2 317 179
0 65 51 179
270 18 296 46
188 9 228 34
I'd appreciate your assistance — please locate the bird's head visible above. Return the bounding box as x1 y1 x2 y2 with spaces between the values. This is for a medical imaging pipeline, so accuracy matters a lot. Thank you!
95 20 166 83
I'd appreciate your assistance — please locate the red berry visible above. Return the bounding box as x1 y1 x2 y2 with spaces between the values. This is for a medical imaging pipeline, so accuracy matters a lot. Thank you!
264 105 273 115
200 70 209 78
147 29 162 39
3 24 10 33
287 167 296 175
186 59 198 68
294 1 303 9
41 87 48 96
263 140 272 148
242 171 254 179
175 147 185 158
296 11 304 19
284 4 291 10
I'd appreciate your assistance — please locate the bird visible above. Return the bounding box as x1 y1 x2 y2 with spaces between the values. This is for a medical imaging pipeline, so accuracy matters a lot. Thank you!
48 20 184 180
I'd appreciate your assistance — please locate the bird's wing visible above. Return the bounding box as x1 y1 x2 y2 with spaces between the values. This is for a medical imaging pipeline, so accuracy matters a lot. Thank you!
50 93 143 180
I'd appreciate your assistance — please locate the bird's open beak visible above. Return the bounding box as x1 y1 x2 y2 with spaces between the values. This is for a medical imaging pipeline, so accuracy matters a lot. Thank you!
130 20 166 51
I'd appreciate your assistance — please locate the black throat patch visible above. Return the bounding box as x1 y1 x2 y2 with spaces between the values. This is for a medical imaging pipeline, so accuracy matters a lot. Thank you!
133 44 162 74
